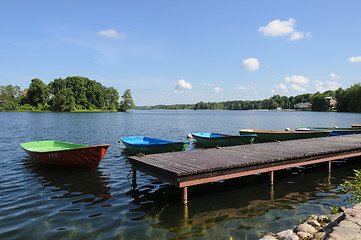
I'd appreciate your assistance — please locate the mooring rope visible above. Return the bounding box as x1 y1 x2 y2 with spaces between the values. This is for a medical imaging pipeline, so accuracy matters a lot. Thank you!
103 156 111 175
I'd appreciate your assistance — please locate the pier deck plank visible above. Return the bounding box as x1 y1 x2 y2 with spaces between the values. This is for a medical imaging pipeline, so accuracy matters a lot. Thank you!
129 135 361 192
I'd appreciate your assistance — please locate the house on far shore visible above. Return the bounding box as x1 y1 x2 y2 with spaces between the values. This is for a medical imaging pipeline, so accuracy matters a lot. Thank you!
294 102 312 110
324 97 337 111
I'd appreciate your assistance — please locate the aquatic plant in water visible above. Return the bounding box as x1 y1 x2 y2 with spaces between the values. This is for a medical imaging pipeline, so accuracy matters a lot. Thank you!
341 169 361 205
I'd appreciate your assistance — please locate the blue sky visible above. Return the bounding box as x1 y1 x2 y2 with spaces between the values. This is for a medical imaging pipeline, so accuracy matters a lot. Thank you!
1 0 361 106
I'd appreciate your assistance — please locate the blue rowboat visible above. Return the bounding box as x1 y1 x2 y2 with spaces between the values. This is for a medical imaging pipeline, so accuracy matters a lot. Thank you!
191 133 256 147
119 137 190 154
295 127 361 136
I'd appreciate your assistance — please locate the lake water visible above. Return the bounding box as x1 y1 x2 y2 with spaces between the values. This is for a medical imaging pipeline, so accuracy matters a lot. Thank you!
1 110 361 240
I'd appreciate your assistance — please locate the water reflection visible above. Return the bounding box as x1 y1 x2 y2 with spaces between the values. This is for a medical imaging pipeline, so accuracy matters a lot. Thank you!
126 158 361 239
22 157 112 206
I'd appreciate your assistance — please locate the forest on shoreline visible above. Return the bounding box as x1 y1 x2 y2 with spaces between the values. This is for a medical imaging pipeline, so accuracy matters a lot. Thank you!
2 78 361 113
0 76 134 112
136 83 361 113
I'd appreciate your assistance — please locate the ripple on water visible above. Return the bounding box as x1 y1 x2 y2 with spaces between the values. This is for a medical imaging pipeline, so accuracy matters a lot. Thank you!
1 111 361 239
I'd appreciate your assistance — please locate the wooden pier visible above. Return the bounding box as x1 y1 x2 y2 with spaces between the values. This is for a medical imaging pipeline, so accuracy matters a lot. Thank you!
129 134 361 203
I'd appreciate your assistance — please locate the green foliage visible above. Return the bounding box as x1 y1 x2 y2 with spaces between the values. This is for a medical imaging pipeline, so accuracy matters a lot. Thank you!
27 78 49 107
330 205 340 214
335 83 361 112
0 76 125 112
119 89 135 112
0 85 22 110
18 104 35 112
135 104 194 110
3 77 361 113
341 169 361 205
182 91 338 111
48 76 121 112
311 92 327 111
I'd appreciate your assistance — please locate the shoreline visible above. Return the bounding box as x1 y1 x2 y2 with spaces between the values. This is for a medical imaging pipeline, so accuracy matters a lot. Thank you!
260 203 361 240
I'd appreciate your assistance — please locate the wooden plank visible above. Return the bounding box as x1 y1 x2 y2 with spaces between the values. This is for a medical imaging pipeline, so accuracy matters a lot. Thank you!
177 149 361 186
178 151 361 187
129 134 361 190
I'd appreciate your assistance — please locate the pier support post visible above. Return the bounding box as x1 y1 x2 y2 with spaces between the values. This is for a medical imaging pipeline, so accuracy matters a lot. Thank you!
183 201 189 222
328 161 332 185
270 171 274 185
182 187 188 204
132 169 137 188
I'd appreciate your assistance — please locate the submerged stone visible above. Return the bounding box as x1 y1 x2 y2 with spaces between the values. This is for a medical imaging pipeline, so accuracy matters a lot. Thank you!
296 223 317 235
277 229 299 240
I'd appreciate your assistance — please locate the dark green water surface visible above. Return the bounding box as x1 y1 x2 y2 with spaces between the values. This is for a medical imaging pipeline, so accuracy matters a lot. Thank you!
1 110 361 239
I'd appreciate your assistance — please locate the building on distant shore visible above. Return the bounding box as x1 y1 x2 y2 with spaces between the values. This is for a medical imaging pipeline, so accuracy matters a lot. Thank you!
324 97 337 111
294 102 312 110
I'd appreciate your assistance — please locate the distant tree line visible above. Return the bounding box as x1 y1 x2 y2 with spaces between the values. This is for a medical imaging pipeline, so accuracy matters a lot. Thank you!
0 76 134 112
135 83 361 113
135 104 194 110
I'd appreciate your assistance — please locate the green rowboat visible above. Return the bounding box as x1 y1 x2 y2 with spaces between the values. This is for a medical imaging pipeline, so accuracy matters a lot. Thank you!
239 129 331 143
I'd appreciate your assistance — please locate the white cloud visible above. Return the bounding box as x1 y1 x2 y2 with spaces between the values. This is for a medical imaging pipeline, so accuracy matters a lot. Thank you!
289 84 306 92
315 80 341 92
258 18 310 41
348 56 361 63
290 31 304 41
258 18 295 36
275 83 288 93
241 58 260 71
204 83 223 93
213 87 223 93
97 29 127 39
285 75 309 85
238 86 255 90
329 73 340 80
174 79 192 93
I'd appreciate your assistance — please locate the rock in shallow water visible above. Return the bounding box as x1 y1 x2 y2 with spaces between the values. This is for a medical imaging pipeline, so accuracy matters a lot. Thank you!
296 223 317 235
296 231 312 239
277 229 299 240
307 219 321 228
259 235 277 240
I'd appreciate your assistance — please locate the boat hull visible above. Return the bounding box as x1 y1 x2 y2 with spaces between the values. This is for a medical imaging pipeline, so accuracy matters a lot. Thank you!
120 137 189 154
239 129 331 143
296 127 361 136
20 141 110 169
191 133 256 147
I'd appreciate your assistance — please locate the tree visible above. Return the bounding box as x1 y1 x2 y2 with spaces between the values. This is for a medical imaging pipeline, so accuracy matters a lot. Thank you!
311 92 326 111
47 76 121 111
27 78 49 107
51 87 75 112
119 89 135 112
347 83 361 112
106 87 120 110
0 85 22 110
335 87 347 112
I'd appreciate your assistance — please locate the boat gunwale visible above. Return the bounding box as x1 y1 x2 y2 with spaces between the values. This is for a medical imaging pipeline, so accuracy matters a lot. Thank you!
296 126 361 131
20 141 111 153
120 137 190 147
239 129 332 134
192 132 257 140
